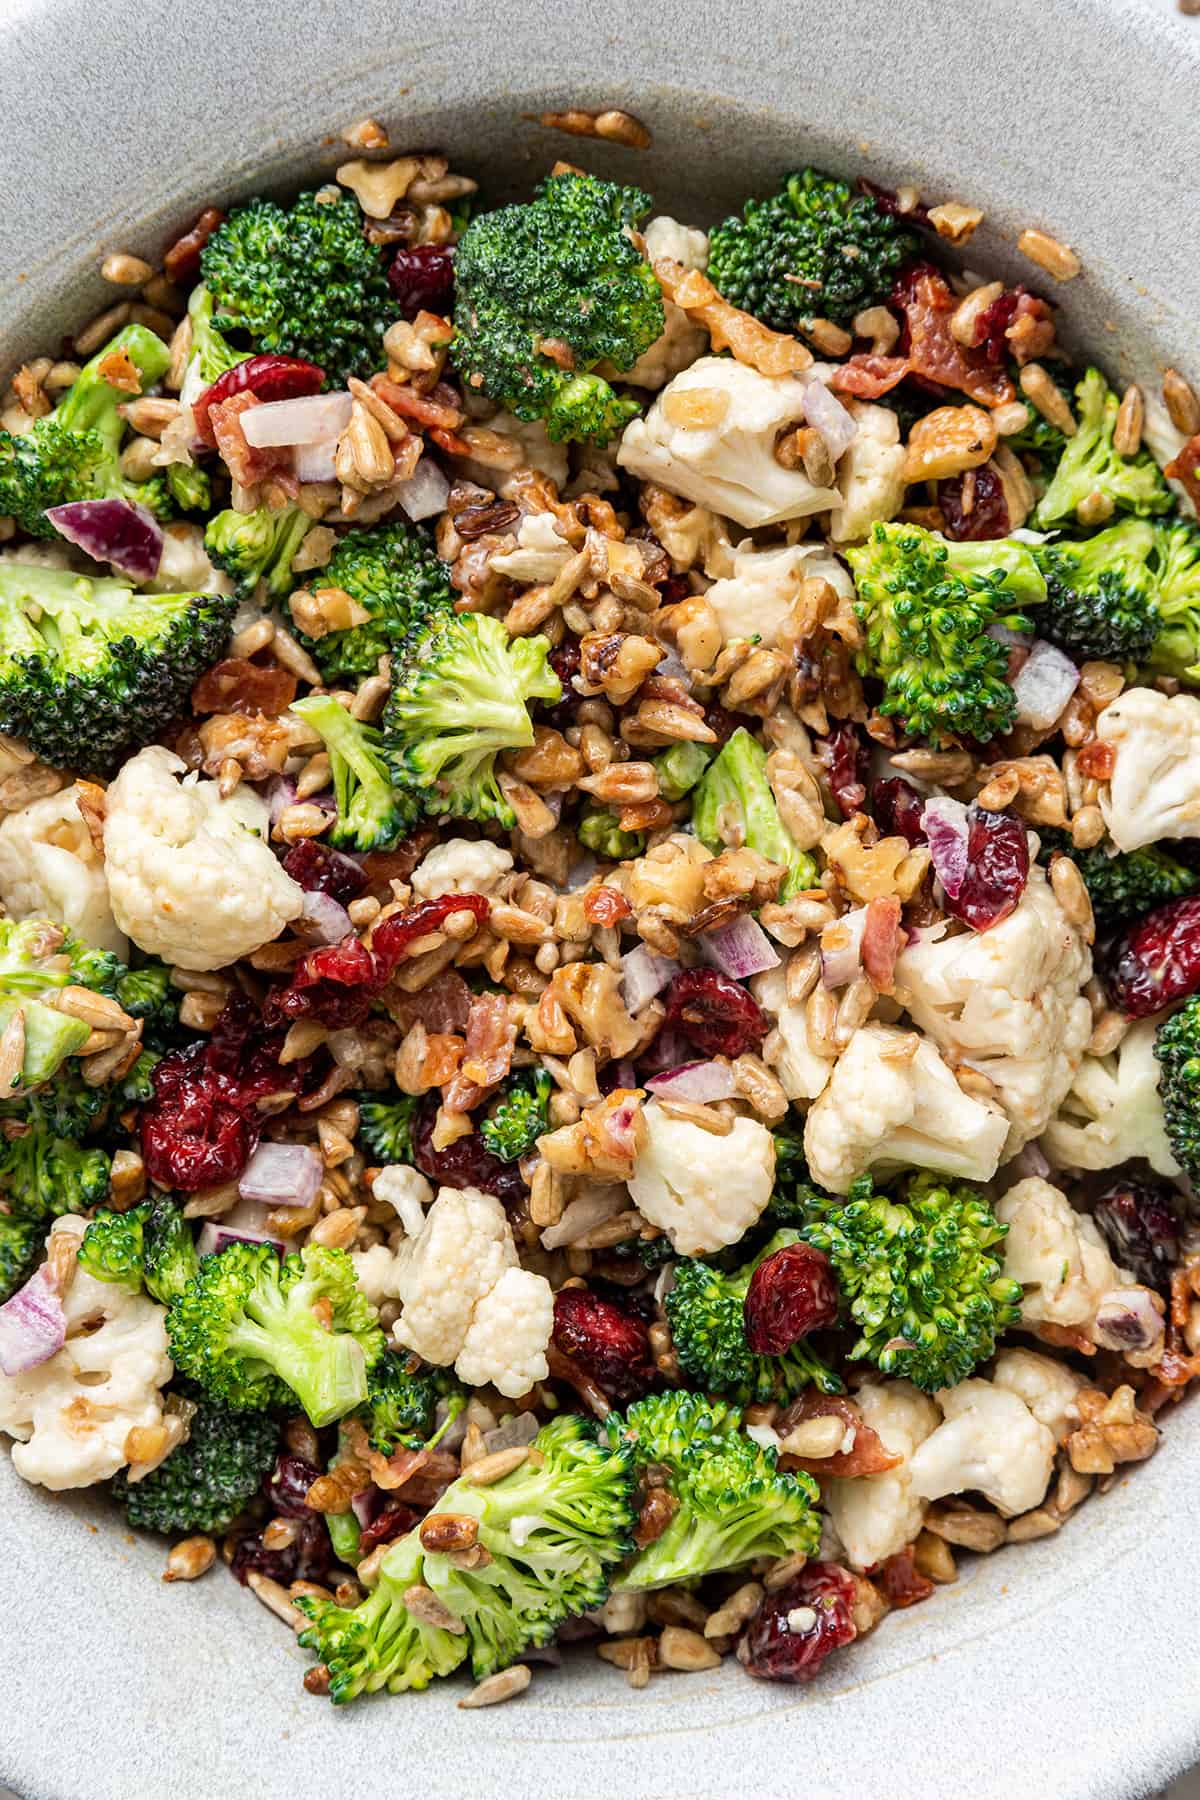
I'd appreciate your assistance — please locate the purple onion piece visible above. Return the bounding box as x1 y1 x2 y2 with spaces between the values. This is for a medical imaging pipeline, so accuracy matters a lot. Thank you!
920 796 971 899
646 1060 739 1102
239 1140 323 1209
300 888 353 945
0 1269 65 1375
620 945 681 1013
46 498 163 581
699 914 780 981
1011 639 1079 731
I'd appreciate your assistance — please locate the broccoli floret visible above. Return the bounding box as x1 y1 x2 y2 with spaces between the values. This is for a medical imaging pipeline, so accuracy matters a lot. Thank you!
846 521 1047 745
707 168 919 331
452 172 664 444
0 561 234 774
692 727 818 900
763 1120 830 1229
111 1392 279 1535
1154 996 1200 1183
0 1211 42 1302
185 282 251 387
78 1203 150 1286
384 611 560 827
165 462 212 514
0 917 129 1099
1032 520 1160 662
798 1172 1022 1391
290 693 416 853
1037 828 1197 931
362 1349 466 1455
0 323 172 538
204 504 310 603
0 1129 110 1220
289 522 455 683
355 1093 418 1165
654 741 712 803
115 960 188 1055
298 1414 636 1696
608 1392 820 1591
79 1198 199 1305
666 1230 843 1408
576 808 645 860
166 1241 384 1427
1146 518 1200 681
1034 368 1173 529
480 1067 552 1163
200 191 393 387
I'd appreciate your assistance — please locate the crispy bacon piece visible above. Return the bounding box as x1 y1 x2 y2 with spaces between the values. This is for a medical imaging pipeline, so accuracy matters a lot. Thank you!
829 353 910 399
877 1547 935 1609
1165 434 1200 513
164 205 225 284
191 657 298 717
207 391 289 487
374 375 465 432
861 895 903 995
443 991 515 1111
776 1393 902 1478
891 265 1015 408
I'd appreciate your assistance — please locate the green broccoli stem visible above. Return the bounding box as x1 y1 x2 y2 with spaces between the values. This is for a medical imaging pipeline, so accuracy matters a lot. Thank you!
58 323 172 456
225 1272 372 1427
692 727 816 899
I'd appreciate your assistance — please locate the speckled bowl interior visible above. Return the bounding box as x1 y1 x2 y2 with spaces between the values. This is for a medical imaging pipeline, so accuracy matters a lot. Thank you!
1 2 1198 1795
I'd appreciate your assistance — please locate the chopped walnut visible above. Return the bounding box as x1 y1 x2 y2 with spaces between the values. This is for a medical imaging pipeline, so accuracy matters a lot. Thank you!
537 1088 646 1179
1066 1386 1158 1476
653 260 813 378
822 817 930 903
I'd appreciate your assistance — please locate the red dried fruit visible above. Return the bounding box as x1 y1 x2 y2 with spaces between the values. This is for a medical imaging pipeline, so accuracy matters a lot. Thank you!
944 806 1029 932
191 657 298 717
387 244 455 319
193 352 326 448
282 838 369 906
358 1500 421 1555
372 893 489 968
871 776 926 846
552 1287 656 1402
265 1453 323 1518
739 1563 857 1683
857 178 933 228
413 1098 527 1203
1092 1180 1181 1293
658 573 693 607
861 894 904 996
776 1393 902 1478
743 1242 839 1354
877 1547 935 1610
1076 740 1116 781
938 464 1010 540
818 721 867 818
584 886 632 927
358 829 436 890
663 968 768 1059
1103 896 1200 1018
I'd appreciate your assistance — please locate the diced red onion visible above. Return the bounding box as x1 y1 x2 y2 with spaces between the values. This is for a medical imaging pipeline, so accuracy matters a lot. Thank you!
394 456 450 522
293 439 339 483
646 1060 738 1102
1009 1140 1051 1181
240 392 353 449
267 776 298 826
0 1269 65 1376
565 854 600 892
46 498 163 581
641 1023 692 1071
239 1140 323 1209
700 914 780 980
921 796 971 899
987 622 1033 649
198 1198 286 1258
301 889 353 945
802 379 858 461
541 1188 626 1250
608 1059 638 1091
820 906 867 988
1092 1287 1165 1354
620 945 680 1013
1011 638 1079 731
351 1486 382 1529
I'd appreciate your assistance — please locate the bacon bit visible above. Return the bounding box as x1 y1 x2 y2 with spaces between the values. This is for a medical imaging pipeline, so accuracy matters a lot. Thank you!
374 375 465 433
584 885 633 927
191 658 298 717
1034 1321 1096 1355
876 1547 935 1610
96 346 142 394
653 258 814 378
1076 740 1116 782
163 206 225 285
444 992 515 1111
829 353 910 399
428 425 473 458
385 968 473 1036
421 1033 466 1087
359 829 437 891
890 265 1015 409
535 335 576 371
208 392 288 488
861 895 903 995
1165 434 1200 512
776 1393 902 1478
546 1344 612 1420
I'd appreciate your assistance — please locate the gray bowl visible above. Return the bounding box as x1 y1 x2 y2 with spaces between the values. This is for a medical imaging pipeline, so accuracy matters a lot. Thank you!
1 1 1198 1795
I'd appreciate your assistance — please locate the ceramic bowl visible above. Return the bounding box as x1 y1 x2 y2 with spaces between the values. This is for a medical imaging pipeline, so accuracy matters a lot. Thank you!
1 1 1198 1795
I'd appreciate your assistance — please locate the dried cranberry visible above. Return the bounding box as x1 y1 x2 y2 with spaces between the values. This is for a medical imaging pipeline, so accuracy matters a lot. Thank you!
193 353 326 448
164 205 225 285
358 1500 421 1555
743 1243 840 1354
552 1287 655 1401
658 573 692 606
372 894 489 970
857 178 933 229
872 777 926 846
413 1099 527 1203
265 1453 322 1518
282 838 368 905
1093 1180 1181 1291
539 639 583 731
663 968 767 1059
972 288 1022 361
1103 896 1200 1019
739 1563 857 1683
818 722 867 818
877 1547 935 1610
703 703 756 747
231 1514 332 1586
938 465 1010 540
191 657 298 717
387 244 455 319
944 806 1029 932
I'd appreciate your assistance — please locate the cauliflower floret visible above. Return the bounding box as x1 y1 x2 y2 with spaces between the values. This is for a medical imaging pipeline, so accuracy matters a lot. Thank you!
348 1243 402 1308
992 1347 1085 1444
622 216 710 390
0 787 127 956
488 513 575 586
628 1098 775 1255
617 356 838 529
1095 687 1200 852
705 538 856 651
894 862 1092 1152
750 962 832 1102
1041 1020 1179 1178
0 1217 173 1490
908 1378 1056 1517
145 521 231 597
410 837 514 901
823 1380 941 1571
828 401 908 544
454 1266 554 1398
371 1163 434 1237
102 745 303 972
803 1022 1009 1195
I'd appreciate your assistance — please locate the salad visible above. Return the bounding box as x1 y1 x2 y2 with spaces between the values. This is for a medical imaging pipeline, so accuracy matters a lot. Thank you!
0 114 1198 1710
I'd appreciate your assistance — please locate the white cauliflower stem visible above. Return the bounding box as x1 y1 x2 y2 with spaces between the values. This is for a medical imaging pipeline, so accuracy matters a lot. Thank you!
894 863 1092 1152
622 216 710 390
102 745 304 971
909 1378 1056 1517
828 400 908 543
616 356 838 528
1095 687 1200 852
628 1098 775 1255
803 1022 1009 1194
705 538 856 651
1041 1020 1179 1178
823 1379 941 1571
0 787 126 955
992 1347 1085 1444
751 963 833 1102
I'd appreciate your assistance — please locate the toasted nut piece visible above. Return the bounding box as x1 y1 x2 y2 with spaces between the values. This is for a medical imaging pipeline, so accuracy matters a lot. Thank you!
1006 1508 1062 1543
463 1446 529 1486
923 1502 1006 1552
1017 227 1081 281
245 1571 305 1628
1163 368 1200 437
704 1581 764 1639
402 1583 467 1633
163 1535 217 1582
1020 362 1076 435
1113 384 1145 457
913 1530 957 1583
928 202 984 245
657 1625 722 1671
418 1512 480 1554
904 404 997 482
459 1664 533 1708
853 305 900 355
101 252 153 287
